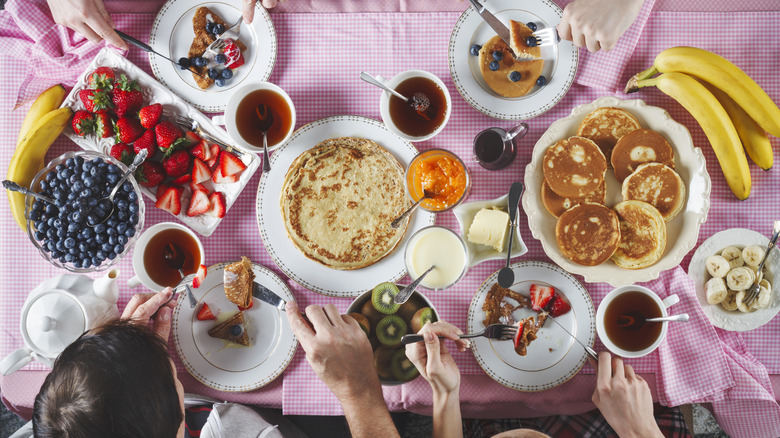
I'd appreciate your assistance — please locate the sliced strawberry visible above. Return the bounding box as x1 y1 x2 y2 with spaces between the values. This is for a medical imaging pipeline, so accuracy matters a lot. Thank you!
513 321 525 351
190 181 208 193
192 158 212 184
138 103 163 129
155 185 183 215
204 191 226 218
190 140 210 161
156 183 170 199
549 295 571 317
196 302 216 320
529 284 555 312
207 144 220 167
192 264 207 288
171 174 191 186
187 189 210 217
182 131 202 148
238 298 254 311
217 150 247 177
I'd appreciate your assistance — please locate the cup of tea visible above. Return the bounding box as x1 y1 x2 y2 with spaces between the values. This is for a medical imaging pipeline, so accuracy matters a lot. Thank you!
128 222 205 292
472 123 528 170
377 70 451 142
212 82 296 153
596 285 679 358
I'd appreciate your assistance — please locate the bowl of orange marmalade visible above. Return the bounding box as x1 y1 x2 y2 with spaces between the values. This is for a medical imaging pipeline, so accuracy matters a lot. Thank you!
405 148 471 212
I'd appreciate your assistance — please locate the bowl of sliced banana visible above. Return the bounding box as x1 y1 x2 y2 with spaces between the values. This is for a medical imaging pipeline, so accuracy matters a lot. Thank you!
688 228 780 331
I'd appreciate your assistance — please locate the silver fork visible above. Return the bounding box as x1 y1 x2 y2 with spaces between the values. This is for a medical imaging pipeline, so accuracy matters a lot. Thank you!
172 115 245 158
529 27 561 47
743 220 780 307
401 323 517 345
206 16 244 54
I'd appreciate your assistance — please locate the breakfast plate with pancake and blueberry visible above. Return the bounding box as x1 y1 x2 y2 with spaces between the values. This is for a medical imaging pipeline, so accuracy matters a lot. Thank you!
448 0 578 120
172 260 297 392
467 261 595 392
522 96 711 287
149 0 277 112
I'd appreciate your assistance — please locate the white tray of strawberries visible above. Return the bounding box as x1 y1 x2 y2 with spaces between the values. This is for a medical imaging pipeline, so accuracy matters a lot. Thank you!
60 48 260 237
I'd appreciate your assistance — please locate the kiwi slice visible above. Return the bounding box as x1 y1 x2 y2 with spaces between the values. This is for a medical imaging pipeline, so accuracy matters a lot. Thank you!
373 346 397 380
376 315 407 347
391 349 420 382
372 282 400 314
411 307 436 334
347 313 370 336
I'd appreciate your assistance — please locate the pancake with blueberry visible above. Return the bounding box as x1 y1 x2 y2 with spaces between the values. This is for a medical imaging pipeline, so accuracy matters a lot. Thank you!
188 7 246 89
478 21 543 98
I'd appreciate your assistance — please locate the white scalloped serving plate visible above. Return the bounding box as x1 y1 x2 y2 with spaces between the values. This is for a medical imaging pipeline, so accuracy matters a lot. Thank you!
522 97 711 286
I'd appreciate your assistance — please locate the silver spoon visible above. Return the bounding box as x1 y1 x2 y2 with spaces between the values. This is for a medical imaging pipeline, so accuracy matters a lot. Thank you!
162 242 198 308
391 189 433 229
359 72 434 120
2 180 56 205
394 265 436 304
617 312 689 330
86 149 147 226
497 182 524 288
255 104 273 173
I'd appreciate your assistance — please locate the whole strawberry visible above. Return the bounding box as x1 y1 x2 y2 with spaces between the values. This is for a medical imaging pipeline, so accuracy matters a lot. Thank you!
138 103 163 129
223 39 244 69
132 129 156 160
110 143 134 165
112 74 143 118
94 112 114 138
155 120 185 152
162 149 191 178
78 89 113 114
114 116 145 144
71 110 95 137
135 161 165 187
87 66 115 91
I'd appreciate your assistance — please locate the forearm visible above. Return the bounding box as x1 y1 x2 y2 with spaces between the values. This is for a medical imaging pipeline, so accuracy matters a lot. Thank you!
340 391 400 438
432 389 462 438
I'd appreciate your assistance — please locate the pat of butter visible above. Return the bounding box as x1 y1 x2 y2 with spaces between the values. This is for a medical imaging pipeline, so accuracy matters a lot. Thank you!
468 208 510 252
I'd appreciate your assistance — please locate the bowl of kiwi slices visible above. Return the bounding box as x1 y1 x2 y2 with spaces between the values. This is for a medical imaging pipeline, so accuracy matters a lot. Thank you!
346 282 439 385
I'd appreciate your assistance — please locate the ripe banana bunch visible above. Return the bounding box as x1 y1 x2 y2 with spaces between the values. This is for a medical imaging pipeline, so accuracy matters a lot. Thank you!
7 85 70 231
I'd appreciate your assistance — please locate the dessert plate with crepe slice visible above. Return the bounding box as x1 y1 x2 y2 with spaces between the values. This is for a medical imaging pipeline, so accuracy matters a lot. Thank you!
448 0 577 120
172 261 296 392
688 228 780 332
522 96 711 287
256 115 435 297
467 261 595 392
149 0 276 112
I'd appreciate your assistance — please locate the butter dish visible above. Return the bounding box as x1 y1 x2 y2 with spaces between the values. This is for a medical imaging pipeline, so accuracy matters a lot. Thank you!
453 194 528 267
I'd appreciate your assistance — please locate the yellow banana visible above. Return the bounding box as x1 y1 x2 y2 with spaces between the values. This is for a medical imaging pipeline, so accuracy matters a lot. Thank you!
7 107 72 231
626 46 780 138
17 84 67 143
630 72 751 200
701 81 773 171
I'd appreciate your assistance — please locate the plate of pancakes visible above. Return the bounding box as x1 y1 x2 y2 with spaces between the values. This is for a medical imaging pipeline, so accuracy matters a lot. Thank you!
448 0 578 120
256 115 435 297
172 261 297 392
522 96 711 286
467 261 595 392
149 0 277 112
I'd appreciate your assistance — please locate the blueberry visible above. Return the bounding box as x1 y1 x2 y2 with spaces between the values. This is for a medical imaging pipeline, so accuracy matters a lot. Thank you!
492 51 503 61
125 228 136 238
88 198 97 208
208 68 220 79
213 23 225 34
64 237 76 249
80 188 93 198
106 218 117 228
29 210 41 221
526 36 538 47
206 21 215 34
35 220 46 231
106 173 119 184
34 231 45 241
72 181 84 192
46 228 56 240
72 260 82 269
122 182 132 192
45 204 58 215
82 161 93 172
526 22 537 31
470 44 482 56
55 241 64 252
67 192 77 202
215 53 227 64
69 247 78 255
82 259 92 269
117 235 128 245
74 156 84 167
95 233 106 244
92 256 102 266
127 192 138 202
107 252 117 260
96 250 106 260
489 61 500 71
57 229 65 239
117 211 129 221
79 242 89 252
229 324 243 336
116 222 128 234
215 78 226 87
46 172 56 181
46 241 56 252
65 158 75 168
98 199 113 212
107 227 117 236
192 57 207 68
108 235 117 246
55 164 65 173
83 227 94 239
40 180 48 191
94 223 106 234
509 71 522 82
129 214 139 225
86 214 99 226
65 253 75 263
84 177 96 188
177 57 191 70
101 242 112 253
536 76 548 86
128 203 138 214
68 223 80 233
68 175 78 184
114 244 124 254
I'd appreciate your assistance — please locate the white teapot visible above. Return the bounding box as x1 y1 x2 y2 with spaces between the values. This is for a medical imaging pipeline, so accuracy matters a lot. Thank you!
0 269 120 375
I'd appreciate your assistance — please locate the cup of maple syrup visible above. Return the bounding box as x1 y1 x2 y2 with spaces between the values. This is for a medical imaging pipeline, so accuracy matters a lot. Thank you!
378 70 451 142
473 123 528 170
128 222 204 292
596 285 680 358
212 82 296 153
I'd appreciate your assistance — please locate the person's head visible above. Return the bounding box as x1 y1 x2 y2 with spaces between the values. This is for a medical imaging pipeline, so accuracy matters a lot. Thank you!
32 319 184 438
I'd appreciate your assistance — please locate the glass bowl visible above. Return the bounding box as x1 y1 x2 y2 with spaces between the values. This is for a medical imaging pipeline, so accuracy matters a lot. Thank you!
403 225 469 291
25 150 145 272
405 148 471 212
346 285 439 386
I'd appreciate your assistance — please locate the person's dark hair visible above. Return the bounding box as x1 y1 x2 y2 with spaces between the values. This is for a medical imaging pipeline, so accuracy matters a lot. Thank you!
32 319 183 438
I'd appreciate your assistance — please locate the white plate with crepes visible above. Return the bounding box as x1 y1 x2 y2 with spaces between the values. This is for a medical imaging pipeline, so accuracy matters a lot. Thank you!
61 48 260 237
172 261 297 392
448 0 578 120
256 115 436 297
522 96 711 286
149 0 276 112
688 228 780 331
467 260 595 392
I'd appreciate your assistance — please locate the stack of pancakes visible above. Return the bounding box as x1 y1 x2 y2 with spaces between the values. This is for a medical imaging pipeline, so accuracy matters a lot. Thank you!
542 107 687 269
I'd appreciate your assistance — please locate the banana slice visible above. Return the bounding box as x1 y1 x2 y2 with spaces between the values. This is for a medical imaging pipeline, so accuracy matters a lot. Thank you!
721 290 739 311
746 265 764 284
753 284 772 309
705 255 731 278
721 246 745 269
705 277 728 304
742 245 765 267
735 290 751 312
759 278 771 291
726 266 755 291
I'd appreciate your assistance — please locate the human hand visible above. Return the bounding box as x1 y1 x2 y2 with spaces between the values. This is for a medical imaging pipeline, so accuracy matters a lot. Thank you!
242 0 284 24
557 0 644 52
590 352 664 438
46 0 128 50
121 288 176 341
405 321 468 396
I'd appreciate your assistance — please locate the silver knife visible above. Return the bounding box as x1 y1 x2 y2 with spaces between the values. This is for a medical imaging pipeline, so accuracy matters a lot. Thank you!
252 282 287 310
543 312 599 361
468 0 543 62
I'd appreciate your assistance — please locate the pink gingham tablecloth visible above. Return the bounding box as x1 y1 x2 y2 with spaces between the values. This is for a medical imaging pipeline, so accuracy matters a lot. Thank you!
2 1 780 437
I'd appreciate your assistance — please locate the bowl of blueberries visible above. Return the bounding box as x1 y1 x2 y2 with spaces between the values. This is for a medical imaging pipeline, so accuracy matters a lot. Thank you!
25 150 145 272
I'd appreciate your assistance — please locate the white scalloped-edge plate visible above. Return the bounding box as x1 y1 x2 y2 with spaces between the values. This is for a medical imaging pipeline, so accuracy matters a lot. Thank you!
448 0 578 120
688 228 780 331
522 96 711 286
60 48 260 237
